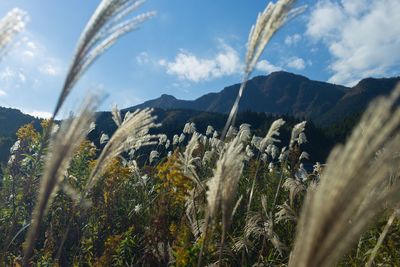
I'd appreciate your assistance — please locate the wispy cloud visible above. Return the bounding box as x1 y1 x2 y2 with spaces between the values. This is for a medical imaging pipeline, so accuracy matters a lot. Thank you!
24 110 52 118
286 56 306 70
136 51 150 65
256 60 283 74
39 63 59 76
307 0 400 85
0 32 63 96
159 41 242 82
284 33 301 46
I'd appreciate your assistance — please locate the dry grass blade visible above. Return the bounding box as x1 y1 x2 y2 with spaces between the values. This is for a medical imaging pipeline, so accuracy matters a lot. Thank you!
366 207 399 267
289 85 400 267
222 0 305 138
22 95 100 266
85 108 159 193
0 8 27 59
53 0 156 117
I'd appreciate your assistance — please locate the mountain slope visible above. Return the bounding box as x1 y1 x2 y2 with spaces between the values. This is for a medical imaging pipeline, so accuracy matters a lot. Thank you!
315 77 400 125
132 71 399 125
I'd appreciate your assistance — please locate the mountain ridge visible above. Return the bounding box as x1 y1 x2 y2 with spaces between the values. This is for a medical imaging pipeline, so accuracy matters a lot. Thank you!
130 71 400 125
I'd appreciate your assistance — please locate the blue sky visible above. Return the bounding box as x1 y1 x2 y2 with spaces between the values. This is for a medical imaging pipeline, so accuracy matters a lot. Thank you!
0 0 399 118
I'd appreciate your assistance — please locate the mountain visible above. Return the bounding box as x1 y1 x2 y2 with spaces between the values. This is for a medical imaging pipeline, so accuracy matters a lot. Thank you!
0 71 398 163
315 77 400 125
132 71 400 125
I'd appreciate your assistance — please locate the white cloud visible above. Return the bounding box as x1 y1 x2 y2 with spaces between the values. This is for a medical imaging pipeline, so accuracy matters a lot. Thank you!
39 63 58 76
25 110 52 118
18 73 26 83
256 60 282 74
307 0 400 85
160 42 242 82
26 41 37 50
286 57 306 70
0 90 7 97
136 51 150 65
284 34 302 46
23 50 35 58
0 66 26 83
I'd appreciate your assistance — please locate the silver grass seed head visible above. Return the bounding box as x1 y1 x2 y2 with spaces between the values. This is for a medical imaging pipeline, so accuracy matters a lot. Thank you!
260 118 285 151
261 153 268 162
172 134 179 145
10 140 20 154
23 94 100 263
100 133 109 144
0 8 28 59
245 0 304 75
251 135 262 150
112 105 122 127
206 125 215 136
206 135 245 225
179 133 185 143
268 162 274 172
202 150 214 165
226 126 238 139
213 130 219 138
290 85 400 267
238 123 252 142
290 121 306 148
279 146 288 162
54 0 156 116
158 134 167 144
245 145 254 160
149 150 159 164
86 108 159 192
165 139 170 149
299 151 309 161
201 135 208 146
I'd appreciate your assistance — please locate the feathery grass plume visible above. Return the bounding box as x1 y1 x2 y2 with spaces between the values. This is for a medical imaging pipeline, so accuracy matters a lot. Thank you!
149 150 159 164
206 136 245 220
282 177 305 206
85 108 159 192
221 0 305 138
198 135 244 266
204 135 245 264
0 8 27 59
112 104 123 127
275 201 297 223
206 125 215 136
289 121 306 148
53 0 156 117
247 119 285 219
178 132 203 185
23 95 100 266
259 118 285 152
289 85 400 267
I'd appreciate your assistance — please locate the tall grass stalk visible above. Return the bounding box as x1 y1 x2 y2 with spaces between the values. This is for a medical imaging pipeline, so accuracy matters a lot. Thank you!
221 0 305 138
198 135 244 267
53 0 156 117
366 207 399 267
289 85 400 267
22 95 100 266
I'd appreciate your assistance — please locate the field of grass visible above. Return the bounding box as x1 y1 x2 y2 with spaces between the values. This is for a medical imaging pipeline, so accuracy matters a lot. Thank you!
0 0 399 266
